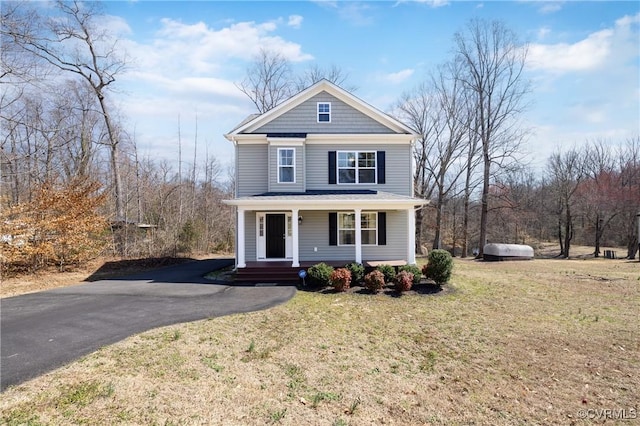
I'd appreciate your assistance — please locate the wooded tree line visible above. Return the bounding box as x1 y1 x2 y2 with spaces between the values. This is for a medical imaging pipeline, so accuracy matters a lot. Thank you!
1 1 233 273
1 1 638 275
390 19 640 260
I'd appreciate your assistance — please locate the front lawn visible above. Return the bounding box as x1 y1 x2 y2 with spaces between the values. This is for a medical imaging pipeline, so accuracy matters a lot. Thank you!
2 258 638 425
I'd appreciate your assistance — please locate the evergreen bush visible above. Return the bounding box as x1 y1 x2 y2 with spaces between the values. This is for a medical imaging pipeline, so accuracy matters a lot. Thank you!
422 249 453 285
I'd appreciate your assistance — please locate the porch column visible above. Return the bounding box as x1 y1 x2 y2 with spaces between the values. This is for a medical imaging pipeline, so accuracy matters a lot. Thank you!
355 208 362 264
407 208 416 264
291 208 300 268
237 208 246 268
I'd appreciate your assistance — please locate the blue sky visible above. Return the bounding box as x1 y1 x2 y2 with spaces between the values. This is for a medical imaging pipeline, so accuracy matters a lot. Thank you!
101 1 640 173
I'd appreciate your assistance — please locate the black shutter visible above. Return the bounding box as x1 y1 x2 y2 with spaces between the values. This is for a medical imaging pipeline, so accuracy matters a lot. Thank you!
328 151 336 184
329 212 337 246
378 212 386 245
377 151 385 184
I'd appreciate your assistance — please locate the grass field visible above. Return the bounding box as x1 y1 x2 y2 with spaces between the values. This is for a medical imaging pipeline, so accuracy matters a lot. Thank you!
2 257 638 425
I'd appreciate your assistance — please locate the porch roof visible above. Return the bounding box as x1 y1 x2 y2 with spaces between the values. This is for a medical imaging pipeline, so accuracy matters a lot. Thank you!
223 190 427 210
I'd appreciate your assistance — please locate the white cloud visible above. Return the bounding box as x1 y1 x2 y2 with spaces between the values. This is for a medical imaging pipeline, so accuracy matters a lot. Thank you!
394 0 450 7
537 26 551 40
128 18 313 77
528 12 638 74
538 1 563 14
383 69 415 84
528 28 613 73
315 1 375 26
114 16 315 168
287 15 303 29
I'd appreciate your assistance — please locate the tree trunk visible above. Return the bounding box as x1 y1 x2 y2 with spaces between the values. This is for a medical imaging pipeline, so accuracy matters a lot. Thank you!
563 202 572 258
594 216 602 257
415 208 424 255
478 148 490 257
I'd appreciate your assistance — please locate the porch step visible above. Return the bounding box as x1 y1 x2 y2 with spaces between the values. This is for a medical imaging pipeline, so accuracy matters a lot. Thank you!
235 266 303 284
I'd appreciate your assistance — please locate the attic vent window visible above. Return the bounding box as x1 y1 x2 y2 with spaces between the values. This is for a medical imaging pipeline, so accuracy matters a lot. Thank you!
317 102 331 123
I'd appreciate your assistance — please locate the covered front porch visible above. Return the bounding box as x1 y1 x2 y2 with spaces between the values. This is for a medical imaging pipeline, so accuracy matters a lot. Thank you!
223 190 426 272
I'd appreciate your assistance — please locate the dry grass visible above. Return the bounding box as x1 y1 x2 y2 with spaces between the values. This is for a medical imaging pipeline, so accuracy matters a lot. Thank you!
2 256 639 425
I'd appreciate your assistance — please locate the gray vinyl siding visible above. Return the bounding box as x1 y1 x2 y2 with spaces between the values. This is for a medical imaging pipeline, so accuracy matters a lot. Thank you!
244 210 257 262
298 210 407 262
269 145 305 192
237 144 268 197
253 93 396 134
306 144 412 196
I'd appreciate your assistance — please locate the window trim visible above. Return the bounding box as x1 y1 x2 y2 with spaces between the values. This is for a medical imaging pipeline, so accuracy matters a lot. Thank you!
336 151 377 184
317 102 331 123
277 147 296 184
337 212 378 246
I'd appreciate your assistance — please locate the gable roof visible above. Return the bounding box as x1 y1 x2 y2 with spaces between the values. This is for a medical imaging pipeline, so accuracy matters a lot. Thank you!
225 79 417 139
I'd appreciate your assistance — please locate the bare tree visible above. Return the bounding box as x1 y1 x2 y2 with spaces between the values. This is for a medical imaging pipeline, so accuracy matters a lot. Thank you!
4 0 128 221
294 63 356 92
237 48 293 113
547 147 586 258
453 18 530 257
394 82 439 252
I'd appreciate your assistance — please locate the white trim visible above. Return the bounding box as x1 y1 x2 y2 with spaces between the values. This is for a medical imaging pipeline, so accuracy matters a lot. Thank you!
291 208 299 267
317 101 331 123
407 208 416 265
355 209 362 264
267 138 305 146
255 212 293 261
224 199 425 211
277 147 296 184
237 208 246 268
229 133 415 145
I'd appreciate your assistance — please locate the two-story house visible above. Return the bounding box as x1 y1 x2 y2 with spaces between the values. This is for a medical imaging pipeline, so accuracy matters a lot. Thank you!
223 79 426 281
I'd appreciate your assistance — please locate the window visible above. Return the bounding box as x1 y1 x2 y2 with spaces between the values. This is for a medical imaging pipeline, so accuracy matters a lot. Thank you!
317 102 331 122
338 212 377 246
278 148 295 183
337 151 376 184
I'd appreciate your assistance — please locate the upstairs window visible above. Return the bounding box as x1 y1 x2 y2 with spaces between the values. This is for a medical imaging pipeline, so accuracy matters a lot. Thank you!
317 102 331 122
337 151 376 184
278 148 295 183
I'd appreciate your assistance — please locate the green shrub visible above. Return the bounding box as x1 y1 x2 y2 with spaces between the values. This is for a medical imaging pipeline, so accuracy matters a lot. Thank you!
330 268 351 292
344 262 365 284
399 264 422 285
307 262 334 287
394 271 414 292
376 264 396 283
364 270 385 293
422 249 453 285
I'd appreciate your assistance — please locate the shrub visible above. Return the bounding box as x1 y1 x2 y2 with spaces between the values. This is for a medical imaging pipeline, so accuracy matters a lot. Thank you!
344 262 365 284
307 262 334 287
330 268 352 292
422 249 453 285
364 270 385 293
394 271 414 292
399 264 422 285
376 264 396 283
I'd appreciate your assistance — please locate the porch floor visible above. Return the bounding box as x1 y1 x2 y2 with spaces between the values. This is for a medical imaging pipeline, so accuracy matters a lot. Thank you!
236 260 407 284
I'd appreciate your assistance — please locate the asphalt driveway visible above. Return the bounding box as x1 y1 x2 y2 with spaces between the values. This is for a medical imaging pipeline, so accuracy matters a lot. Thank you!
0 258 296 391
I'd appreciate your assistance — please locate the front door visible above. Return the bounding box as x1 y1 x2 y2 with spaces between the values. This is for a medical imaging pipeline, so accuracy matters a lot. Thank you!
266 214 286 258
